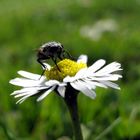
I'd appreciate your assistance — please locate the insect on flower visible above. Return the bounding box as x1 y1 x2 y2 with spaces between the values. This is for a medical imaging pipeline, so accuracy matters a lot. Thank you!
37 41 72 78
37 41 64 71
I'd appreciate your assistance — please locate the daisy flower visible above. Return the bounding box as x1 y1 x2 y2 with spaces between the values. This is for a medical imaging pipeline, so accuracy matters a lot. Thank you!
9 55 122 104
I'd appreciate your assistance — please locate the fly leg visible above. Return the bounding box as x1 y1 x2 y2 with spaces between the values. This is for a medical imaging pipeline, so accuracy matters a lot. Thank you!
37 58 46 69
52 57 61 72
37 59 46 79
62 50 74 60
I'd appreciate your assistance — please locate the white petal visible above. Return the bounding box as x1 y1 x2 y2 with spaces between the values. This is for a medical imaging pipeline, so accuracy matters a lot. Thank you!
70 81 96 99
64 76 76 83
96 62 122 75
45 80 60 87
57 86 66 97
14 90 38 98
18 70 42 80
80 88 96 99
88 59 106 73
77 55 88 63
37 86 55 101
9 78 44 87
58 83 67 86
101 81 120 90
11 87 47 96
88 75 121 81
11 88 32 96
16 90 39 104
84 79 107 88
74 68 88 79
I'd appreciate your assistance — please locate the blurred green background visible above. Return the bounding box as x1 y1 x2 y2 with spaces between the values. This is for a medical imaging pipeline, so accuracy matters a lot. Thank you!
0 0 140 139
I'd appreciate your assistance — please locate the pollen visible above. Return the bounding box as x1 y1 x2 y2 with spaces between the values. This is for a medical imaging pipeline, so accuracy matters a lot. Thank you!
45 59 87 81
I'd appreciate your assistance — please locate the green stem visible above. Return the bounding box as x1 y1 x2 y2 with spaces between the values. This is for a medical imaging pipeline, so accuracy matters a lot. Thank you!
64 87 83 140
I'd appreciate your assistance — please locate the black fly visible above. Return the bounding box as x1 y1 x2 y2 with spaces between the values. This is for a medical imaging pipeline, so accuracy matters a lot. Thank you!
37 41 71 78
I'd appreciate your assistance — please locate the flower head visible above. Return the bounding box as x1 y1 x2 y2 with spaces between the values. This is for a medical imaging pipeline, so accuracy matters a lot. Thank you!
9 55 122 104
45 59 87 81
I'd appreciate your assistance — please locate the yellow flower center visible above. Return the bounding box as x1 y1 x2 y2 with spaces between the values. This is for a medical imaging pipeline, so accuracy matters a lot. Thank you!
45 59 87 81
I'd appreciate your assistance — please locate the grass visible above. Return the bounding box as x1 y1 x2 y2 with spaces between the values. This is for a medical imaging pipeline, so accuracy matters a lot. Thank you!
0 0 140 139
